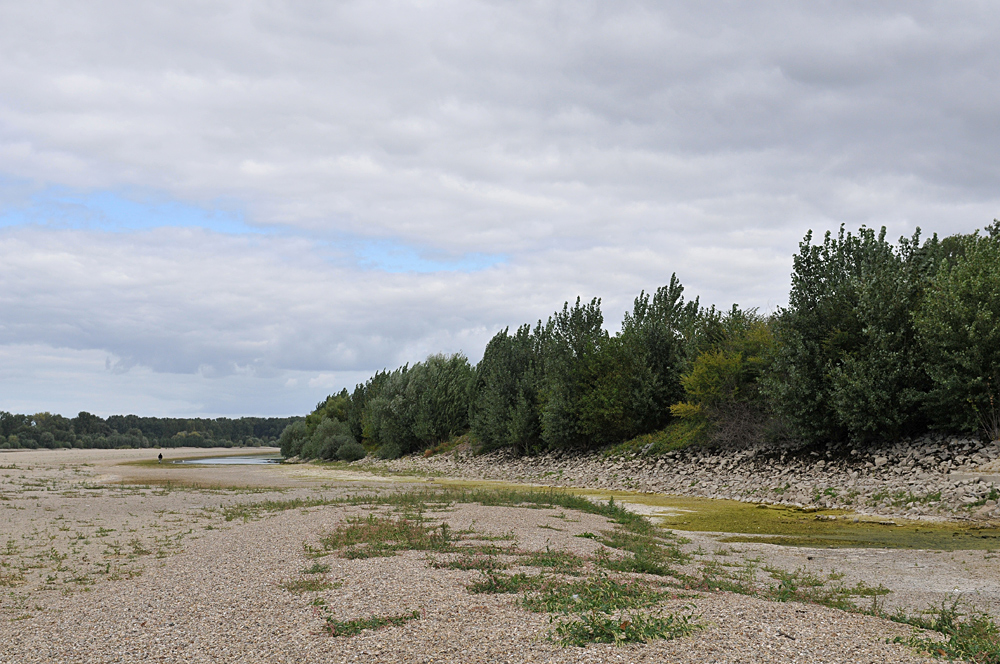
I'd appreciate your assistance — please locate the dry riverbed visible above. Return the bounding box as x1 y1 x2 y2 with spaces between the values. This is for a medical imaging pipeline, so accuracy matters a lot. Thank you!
1 448 994 662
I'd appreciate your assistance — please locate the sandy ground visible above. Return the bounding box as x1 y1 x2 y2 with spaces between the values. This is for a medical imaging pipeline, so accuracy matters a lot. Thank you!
0 448 993 662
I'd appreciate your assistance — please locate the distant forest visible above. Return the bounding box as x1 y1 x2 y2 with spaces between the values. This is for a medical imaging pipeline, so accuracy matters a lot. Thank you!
0 411 300 450
281 222 1000 462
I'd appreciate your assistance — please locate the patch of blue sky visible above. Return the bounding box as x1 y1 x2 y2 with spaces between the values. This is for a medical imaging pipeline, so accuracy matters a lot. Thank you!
0 177 506 273
0 181 258 235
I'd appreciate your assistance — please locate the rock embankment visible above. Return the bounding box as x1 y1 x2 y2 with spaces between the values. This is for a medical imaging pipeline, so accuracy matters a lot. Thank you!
365 434 1000 521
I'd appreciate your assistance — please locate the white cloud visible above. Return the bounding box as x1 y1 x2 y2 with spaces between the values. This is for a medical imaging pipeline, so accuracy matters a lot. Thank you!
1 1 999 415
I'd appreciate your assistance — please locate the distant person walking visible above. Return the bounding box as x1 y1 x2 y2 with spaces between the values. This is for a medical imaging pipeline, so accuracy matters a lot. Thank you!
158 453 163 464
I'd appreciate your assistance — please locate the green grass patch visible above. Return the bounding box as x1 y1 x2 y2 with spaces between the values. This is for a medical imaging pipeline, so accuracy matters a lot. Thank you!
604 419 709 458
466 571 544 594
522 547 586 574
324 610 421 637
690 560 890 614
521 575 675 614
892 598 1000 663
550 607 701 647
222 496 340 521
431 553 509 572
280 576 340 594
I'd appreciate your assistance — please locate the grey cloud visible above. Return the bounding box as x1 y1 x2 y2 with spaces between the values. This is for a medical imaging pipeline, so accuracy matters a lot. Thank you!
2 2 1000 414
3 2 999 250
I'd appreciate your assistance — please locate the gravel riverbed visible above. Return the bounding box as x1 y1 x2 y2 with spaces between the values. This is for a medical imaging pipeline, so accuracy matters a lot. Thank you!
0 446 994 663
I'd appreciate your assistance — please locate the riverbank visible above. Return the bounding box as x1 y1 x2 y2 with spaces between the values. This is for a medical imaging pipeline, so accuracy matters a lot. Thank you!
1 448 952 663
358 434 1000 522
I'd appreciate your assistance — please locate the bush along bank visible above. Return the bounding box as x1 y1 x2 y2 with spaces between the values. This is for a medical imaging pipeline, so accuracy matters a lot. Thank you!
355 433 1000 521
282 222 1000 470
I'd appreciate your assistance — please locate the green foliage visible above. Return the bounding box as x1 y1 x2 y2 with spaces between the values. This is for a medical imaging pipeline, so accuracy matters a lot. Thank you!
0 410 294 451
619 275 701 428
300 417 358 461
521 575 672 614
362 354 475 455
764 225 940 444
893 598 1000 663
466 571 542 594
670 307 778 446
550 606 701 647
305 390 351 433
278 421 308 457
374 442 402 460
324 610 421 637
606 418 710 456
335 440 367 462
469 324 544 454
915 223 1000 436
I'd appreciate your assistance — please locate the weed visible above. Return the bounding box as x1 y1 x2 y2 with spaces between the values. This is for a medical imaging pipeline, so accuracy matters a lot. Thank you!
550 606 701 647
280 577 340 594
467 571 543 594
324 610 421 637
892 597 1000 663
301 562 330 574
222 497 340 521
522 547 585 575
522 575 672 615
431 553 508 572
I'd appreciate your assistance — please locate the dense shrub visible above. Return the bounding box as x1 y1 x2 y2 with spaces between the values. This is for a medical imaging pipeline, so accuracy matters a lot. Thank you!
278 421 308 458
374 442 402 460
362 354 475 455
763 226 938 444
915 223 1000 435
469 324 544 454
335 440 367 462
300 222 1000 458
300 417 356 460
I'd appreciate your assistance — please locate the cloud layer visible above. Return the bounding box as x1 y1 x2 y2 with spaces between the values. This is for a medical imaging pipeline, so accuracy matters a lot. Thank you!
1 2 999 416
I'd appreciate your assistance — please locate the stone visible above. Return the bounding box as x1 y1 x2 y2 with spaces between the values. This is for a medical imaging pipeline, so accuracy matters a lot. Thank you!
874 457 889 468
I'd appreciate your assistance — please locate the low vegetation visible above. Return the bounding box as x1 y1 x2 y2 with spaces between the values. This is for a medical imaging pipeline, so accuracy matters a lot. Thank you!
269 486 1000 658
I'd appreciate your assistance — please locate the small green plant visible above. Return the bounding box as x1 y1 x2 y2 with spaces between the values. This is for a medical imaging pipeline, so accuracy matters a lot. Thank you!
892 597 1000 663
550 606 701 647
128 538 151 556
523 547 585 574
467 571 542 594
521 575 673 614
324 610 421 637
280 577 339 594
301 562 330 574
431 553 508 572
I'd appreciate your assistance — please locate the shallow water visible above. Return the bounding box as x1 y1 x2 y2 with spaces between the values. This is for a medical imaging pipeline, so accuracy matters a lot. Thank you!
430 477 1000 550
170 455 281 465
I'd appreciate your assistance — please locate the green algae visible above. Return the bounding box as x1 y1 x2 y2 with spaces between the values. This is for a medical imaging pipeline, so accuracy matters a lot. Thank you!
582 492 1000 551
431 479 1000 551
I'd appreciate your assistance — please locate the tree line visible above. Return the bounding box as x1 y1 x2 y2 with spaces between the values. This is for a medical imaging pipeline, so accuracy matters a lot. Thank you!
0 411 299 450
281 222 1000 461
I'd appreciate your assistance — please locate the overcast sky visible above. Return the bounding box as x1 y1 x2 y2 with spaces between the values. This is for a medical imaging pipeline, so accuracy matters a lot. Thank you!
1 1 998 418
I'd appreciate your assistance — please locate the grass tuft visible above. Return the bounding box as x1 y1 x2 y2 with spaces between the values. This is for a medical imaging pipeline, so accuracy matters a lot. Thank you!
324 610 421 637
551 606 701 647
